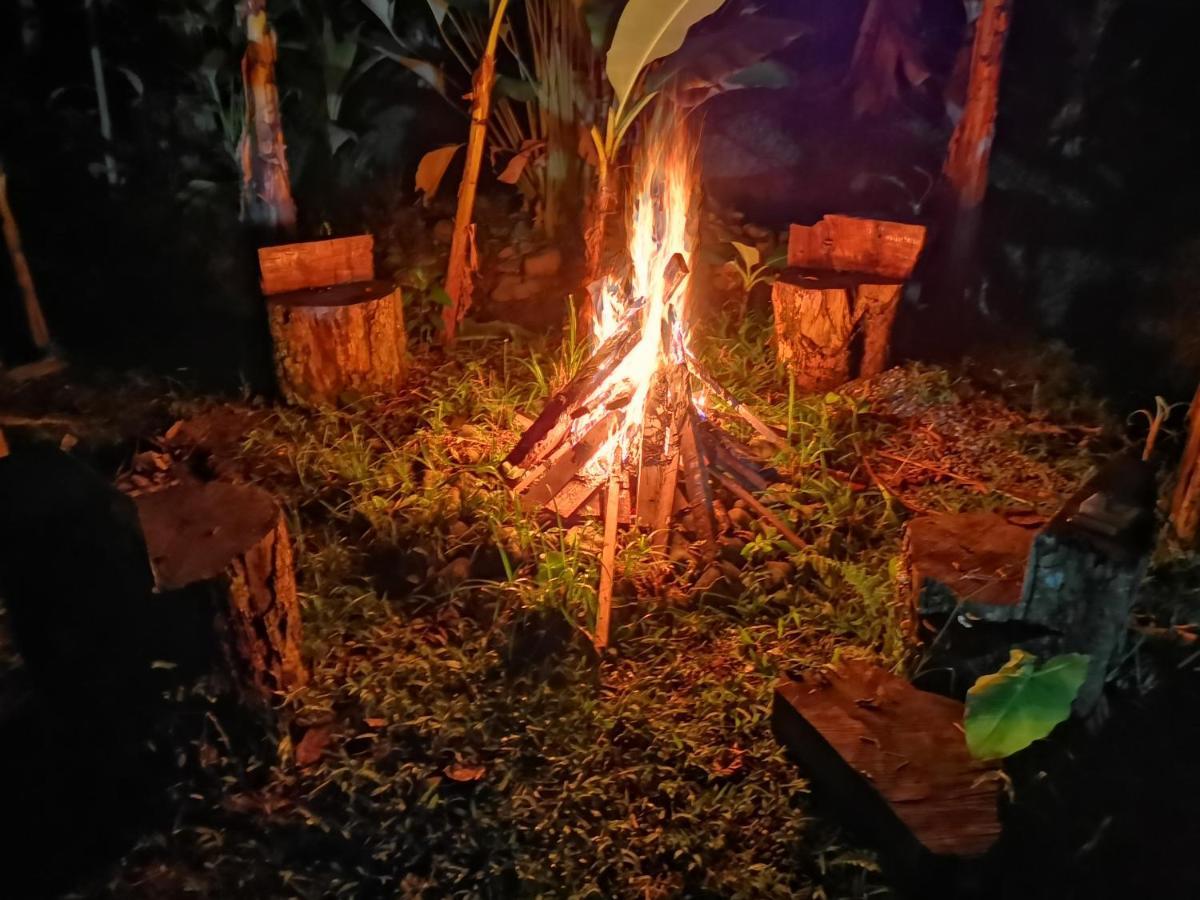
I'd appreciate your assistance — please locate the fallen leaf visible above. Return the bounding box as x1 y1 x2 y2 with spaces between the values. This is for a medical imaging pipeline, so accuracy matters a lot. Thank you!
365 717 387 729
444 762 486 783
295 724 333 767
415 144 464 205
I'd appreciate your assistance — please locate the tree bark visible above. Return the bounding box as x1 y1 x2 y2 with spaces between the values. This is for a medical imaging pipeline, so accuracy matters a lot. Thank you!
239 0 297 235
267 281 407 407
443 0 511 346
1171 383 1200 543
136 481 307 700
772 274 854 391
0 161 51 352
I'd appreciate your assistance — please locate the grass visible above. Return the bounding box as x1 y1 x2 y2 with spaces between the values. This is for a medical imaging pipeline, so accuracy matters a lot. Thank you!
64 315 1102 899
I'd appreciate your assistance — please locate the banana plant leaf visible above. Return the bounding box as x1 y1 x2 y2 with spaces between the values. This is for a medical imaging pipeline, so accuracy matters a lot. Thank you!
646 16 807 108
605 0 726 111
964 650 1090 760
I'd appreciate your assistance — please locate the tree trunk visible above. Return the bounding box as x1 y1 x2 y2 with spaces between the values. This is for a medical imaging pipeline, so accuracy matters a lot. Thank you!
0 161 52 352
772 274 854 391
239 0 297 235
941 0 1011 287
443 0 510 346
136 480 308 700
267 281 407 407
1171 383 1200 543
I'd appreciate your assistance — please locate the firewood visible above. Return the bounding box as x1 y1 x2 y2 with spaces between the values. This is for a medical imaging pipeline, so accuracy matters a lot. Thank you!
680 413 717 555
258 235 373 296
771 272 855 392
637 363 689 541
711 470 806 552
267 280 407 407
699 420 779 492
0 427 8 459
505 312 643 469
685 356 788 450
787 215 926 280
595 458 621 650
136 480 308 700
517 413 617 513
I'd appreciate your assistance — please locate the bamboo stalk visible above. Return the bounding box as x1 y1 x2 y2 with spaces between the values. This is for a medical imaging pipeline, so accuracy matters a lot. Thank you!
595 453 621 651
0 162 51 351
442 0 511 345
84 0 118 185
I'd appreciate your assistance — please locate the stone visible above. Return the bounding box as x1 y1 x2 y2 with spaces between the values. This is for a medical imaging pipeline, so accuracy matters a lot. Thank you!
523 247 563 279
492 274 547 304
432 219 454 244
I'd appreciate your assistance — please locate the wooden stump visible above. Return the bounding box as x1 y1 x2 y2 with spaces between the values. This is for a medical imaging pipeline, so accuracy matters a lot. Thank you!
773 661 1002 890
267 280 407 407
136 481 307 700
858 282 905 377
771 272 854 391
904 511 1036 623
1171 382 1200 543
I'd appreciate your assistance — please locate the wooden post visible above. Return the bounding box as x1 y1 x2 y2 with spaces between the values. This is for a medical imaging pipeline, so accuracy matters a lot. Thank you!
1171 383 1200 543
0 161 51 352
239 0 297 234
941 0 1012 289
442 0 511 346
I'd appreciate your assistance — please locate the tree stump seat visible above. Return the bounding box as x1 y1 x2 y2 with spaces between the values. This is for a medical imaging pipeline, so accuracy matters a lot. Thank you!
135 480 307 699
266 280 407 407
773 215 927 391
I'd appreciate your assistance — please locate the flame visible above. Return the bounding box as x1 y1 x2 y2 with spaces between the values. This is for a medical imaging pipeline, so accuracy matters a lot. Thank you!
586 123 699 474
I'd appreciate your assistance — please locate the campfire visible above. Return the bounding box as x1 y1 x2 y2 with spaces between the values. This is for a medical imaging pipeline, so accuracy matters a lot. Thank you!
503 122 799 647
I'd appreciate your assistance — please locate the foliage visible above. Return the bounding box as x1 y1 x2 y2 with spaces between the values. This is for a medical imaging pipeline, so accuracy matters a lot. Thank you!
728 240 786 294
964 650 1090 760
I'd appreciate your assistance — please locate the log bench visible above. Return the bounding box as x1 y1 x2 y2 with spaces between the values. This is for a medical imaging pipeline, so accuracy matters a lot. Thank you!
773 215 927 391
259 235 407 407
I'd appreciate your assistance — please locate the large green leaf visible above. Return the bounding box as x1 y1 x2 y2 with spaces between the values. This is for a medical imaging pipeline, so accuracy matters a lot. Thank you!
646 16 806 96
605 0 727 110
964 650 1090 760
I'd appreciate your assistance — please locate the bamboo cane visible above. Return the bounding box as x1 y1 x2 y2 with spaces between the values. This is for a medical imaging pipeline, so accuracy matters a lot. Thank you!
0 162 51 351
443 0 511 345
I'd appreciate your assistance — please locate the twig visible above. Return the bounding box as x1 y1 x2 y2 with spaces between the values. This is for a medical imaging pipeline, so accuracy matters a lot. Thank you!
711 469 807 552
685 354 788 450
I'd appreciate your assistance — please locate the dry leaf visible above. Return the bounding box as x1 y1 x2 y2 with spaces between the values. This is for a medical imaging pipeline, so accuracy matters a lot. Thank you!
415 144 464 205
295 724 332 767
444 762 486 783
498 140 544 185
365 717 387 729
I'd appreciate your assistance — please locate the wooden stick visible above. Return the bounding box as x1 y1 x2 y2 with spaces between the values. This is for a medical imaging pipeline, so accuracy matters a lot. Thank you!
680 411 717 556
711 469 807 552
685 355 788 450
595 453 621 651
0 162 51 351
442 0 511 344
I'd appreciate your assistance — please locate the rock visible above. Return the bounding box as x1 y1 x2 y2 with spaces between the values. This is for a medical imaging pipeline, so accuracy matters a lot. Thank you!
498 245 517 260
718 537 747 567
439 556 472 585
728 506 754 531
763 560 794 590
492 274 548 303
523 247 563 279
432 219 454 244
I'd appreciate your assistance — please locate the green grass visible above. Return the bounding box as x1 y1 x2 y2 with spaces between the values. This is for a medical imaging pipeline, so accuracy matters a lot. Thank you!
92 319 1099 899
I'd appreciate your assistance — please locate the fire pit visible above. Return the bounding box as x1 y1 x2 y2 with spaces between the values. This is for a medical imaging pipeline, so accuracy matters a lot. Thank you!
504 123 798 647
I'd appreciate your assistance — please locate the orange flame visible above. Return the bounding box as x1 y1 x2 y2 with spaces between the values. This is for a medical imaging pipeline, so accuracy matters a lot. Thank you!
587 123 699 474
